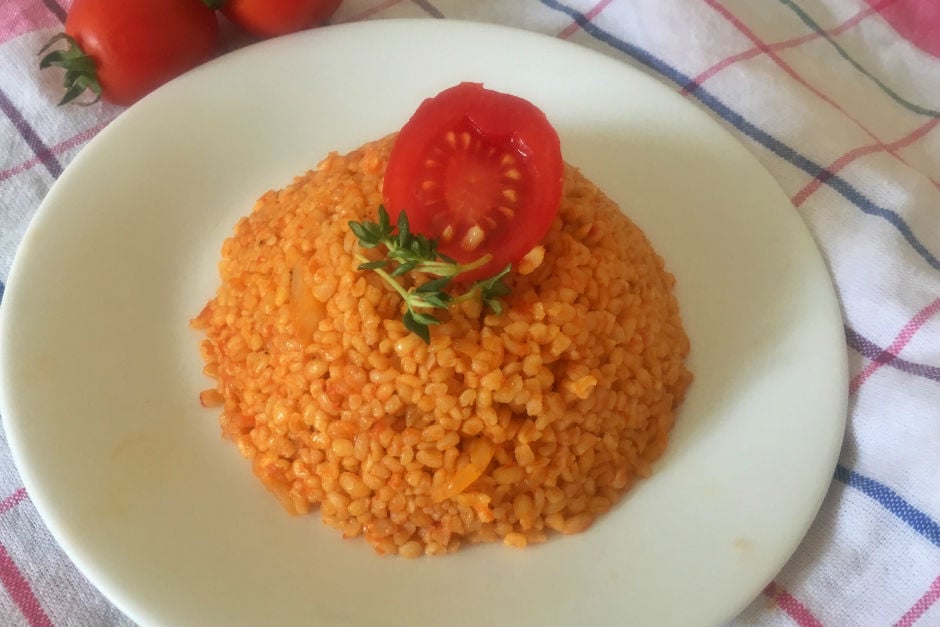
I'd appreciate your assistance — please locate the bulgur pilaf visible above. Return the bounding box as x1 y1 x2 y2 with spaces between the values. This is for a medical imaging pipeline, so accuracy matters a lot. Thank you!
191 134 692 556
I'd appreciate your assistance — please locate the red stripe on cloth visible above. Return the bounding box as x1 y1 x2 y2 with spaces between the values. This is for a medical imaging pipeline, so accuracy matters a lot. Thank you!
0 0 61 45
764 582 824 627
850 297 940 394
335 0 405 23
895 573 940 627
558 0 615 39
792 117 940 206
0 489 26 515
0 118 112 183
682 0 902 95
868 0 940 57
0 542 54 627
703 0 930 189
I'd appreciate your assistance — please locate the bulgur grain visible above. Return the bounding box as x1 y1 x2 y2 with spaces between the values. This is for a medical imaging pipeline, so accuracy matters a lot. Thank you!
192 134 692 554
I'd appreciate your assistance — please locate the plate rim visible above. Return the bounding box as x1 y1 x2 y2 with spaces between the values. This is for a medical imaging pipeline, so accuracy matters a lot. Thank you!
0 18 848 627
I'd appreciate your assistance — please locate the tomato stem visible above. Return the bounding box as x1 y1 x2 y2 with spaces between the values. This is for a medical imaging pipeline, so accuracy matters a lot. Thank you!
38 33 102 106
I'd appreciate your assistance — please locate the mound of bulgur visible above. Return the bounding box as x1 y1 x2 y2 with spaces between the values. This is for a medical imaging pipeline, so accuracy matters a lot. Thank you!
191 134 692 556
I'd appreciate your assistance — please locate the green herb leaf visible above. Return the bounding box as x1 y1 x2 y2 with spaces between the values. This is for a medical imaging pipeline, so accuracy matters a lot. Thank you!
351 208 515 343
390 260 418 277
378 205 391 234
402 311 431 344
348 220 373 244
396 210 411 249
420 293 454 309
410 311 441 326
416 276 452 293
357 260 387 270
475 264 512 313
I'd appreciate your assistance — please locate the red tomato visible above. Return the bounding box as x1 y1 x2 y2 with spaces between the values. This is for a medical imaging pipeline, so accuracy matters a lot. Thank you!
223 0 343 38
383 82 563 282
41 0 219 106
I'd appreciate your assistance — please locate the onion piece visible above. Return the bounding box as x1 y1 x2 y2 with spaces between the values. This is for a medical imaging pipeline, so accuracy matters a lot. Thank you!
431 438 495 503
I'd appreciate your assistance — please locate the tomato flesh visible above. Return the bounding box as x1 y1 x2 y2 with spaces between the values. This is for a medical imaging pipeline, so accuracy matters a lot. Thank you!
383 82 563 282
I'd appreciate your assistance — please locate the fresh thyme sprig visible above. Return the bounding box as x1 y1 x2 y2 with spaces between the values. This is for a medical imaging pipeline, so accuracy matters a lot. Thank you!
349 206 511 343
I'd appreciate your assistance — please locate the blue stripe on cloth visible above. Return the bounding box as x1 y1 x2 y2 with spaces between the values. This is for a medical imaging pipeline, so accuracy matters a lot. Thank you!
0 280 4 303
835 465 940 547
0 88 63 179
845 324 940 383
778 0 940 118
537 0 940 272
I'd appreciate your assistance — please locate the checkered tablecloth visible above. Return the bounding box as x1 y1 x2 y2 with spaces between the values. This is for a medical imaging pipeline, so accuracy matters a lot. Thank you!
1 0 939 625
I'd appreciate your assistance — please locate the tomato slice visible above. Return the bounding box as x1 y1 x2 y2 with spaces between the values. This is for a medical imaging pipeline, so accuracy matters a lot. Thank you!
383 82 563 282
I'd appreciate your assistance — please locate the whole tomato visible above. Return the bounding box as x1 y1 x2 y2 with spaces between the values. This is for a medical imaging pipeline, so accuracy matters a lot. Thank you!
222 0 343 38
40 0 219 106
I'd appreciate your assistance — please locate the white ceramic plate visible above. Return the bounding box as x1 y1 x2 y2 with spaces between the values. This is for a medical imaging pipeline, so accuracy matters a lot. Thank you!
0 20 846 627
